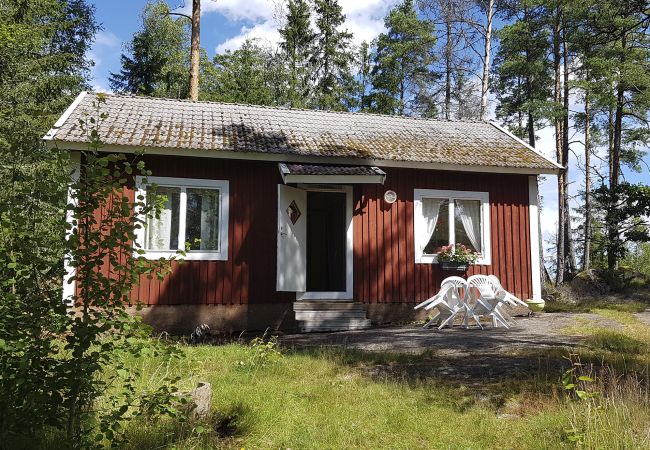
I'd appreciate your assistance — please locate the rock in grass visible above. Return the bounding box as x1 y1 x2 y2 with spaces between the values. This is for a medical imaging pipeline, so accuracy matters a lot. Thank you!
189 381 212 419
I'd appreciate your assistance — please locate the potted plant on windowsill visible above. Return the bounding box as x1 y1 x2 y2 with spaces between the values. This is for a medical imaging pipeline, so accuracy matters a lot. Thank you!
436 244 479 271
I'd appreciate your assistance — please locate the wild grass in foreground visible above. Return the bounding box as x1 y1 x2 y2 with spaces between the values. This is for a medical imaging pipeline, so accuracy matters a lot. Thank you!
105 311 650 450
35 309 650 449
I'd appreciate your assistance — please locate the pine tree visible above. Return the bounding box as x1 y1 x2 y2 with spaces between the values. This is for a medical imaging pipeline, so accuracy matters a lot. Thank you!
279 0 315 108
370 0 438 116
109 0 189 98
493 0 553 146
311 0 355 110
585 0 650 270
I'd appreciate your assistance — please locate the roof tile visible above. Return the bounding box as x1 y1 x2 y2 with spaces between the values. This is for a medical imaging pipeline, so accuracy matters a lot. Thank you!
50 93 559 171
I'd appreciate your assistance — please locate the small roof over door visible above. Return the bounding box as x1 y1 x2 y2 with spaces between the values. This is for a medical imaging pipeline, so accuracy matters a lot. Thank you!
279 163 386 184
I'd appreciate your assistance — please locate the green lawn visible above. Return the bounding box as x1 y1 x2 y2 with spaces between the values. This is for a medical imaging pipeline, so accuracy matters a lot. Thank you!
107 310 650 449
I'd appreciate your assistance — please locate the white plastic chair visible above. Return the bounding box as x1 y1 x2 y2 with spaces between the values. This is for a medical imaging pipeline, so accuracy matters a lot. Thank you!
467 275 510 328
488 275 529 308
415 277 467 329
429 277 475 330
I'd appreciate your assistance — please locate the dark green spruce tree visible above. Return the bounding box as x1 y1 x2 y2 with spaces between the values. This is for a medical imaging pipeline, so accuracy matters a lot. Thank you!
311 0 356 110
279 0 316 108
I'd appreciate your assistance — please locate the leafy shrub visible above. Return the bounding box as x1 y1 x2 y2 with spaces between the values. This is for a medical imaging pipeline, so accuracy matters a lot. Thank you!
238 336 282 368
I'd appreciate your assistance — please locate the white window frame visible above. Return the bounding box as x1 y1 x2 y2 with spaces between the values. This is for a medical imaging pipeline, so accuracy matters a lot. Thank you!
135 176 229 261
414 189 491 265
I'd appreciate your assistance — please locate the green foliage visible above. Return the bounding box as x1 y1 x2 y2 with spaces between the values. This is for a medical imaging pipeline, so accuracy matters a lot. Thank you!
109 0 190 98
593 182 650 266
202 39 288 105
58 97 186 446
370 0 438 115
0 0 97 440
624 243 650 279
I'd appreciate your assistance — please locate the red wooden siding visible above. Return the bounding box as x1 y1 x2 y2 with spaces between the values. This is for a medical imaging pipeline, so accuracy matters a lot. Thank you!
353 167 533 303
80 155 532 305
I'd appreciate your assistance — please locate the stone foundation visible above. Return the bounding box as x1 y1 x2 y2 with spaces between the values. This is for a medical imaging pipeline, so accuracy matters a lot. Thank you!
128 301 530 335
128 303 297 335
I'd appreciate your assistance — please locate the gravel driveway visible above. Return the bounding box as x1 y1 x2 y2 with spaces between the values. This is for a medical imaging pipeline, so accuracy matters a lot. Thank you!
280 312 634 383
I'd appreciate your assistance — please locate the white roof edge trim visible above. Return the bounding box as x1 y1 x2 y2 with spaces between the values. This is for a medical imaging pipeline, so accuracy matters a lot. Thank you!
43 91 88 141
488 121 564 170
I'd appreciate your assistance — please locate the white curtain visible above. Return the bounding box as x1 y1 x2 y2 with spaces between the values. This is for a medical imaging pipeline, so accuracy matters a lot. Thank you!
147 193 173 250
457 200 481 252
199 191 219 250
421 198 442 250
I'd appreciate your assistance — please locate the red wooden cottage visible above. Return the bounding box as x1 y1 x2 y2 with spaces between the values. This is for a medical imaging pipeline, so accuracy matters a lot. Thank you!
46 92 561 333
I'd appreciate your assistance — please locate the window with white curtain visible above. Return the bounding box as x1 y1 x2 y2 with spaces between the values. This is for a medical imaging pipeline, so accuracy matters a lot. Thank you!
135 176 229 261
414 189 491 264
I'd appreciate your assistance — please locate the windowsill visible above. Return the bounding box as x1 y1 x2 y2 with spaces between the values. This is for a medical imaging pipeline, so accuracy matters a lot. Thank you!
416 254 491 265
136 251 227 261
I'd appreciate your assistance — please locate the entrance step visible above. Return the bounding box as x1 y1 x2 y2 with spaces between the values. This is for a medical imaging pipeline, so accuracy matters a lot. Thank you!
294 301 371 332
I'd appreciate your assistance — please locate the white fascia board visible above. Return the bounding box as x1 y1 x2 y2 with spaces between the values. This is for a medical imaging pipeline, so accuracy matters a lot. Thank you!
48 141 562 175
43 91 88 141
488 121 564 172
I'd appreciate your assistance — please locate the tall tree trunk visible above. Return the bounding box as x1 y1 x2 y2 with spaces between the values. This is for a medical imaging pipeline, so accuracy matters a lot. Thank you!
608 33 626 271
553 6 565 285
562 23 576 279
479 0 494 120
445 18 452 119
583 89 591 271
188 0 200 101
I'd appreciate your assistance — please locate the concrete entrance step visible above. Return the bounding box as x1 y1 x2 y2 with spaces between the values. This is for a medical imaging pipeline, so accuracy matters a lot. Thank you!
294 301 366 311
294 301 371 332
297 318 372 333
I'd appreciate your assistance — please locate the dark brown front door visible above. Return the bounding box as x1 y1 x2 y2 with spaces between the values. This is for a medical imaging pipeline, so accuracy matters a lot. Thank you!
306 191 346 292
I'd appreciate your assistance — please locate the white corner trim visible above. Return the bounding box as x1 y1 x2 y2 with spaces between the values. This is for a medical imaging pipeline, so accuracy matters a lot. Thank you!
413 189 491 265
44 91 88 141
297 185 354 300
134 176 230 261
62 151 81 306
528 176 543 300
489 121 564 171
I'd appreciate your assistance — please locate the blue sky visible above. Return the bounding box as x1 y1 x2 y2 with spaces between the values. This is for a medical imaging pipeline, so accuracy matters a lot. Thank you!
88 0 648 261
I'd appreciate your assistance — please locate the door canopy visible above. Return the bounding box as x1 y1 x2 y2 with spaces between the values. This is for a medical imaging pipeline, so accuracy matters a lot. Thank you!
278 163 386 184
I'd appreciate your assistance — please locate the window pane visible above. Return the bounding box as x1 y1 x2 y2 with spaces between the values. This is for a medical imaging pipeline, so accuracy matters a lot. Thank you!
423 199 449 254
454 199 482 253
145 187 180 251
185 188 220 251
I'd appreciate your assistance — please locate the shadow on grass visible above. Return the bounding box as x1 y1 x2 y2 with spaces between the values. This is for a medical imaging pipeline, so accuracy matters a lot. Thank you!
123 403 250 450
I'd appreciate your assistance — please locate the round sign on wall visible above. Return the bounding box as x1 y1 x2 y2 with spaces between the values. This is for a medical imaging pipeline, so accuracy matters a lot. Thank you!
384 190 397 204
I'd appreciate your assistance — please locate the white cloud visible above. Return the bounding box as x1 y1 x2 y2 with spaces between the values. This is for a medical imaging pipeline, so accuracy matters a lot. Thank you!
216 20 281 53
202 0 400 54
175 0 274 22
94 30 121 49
